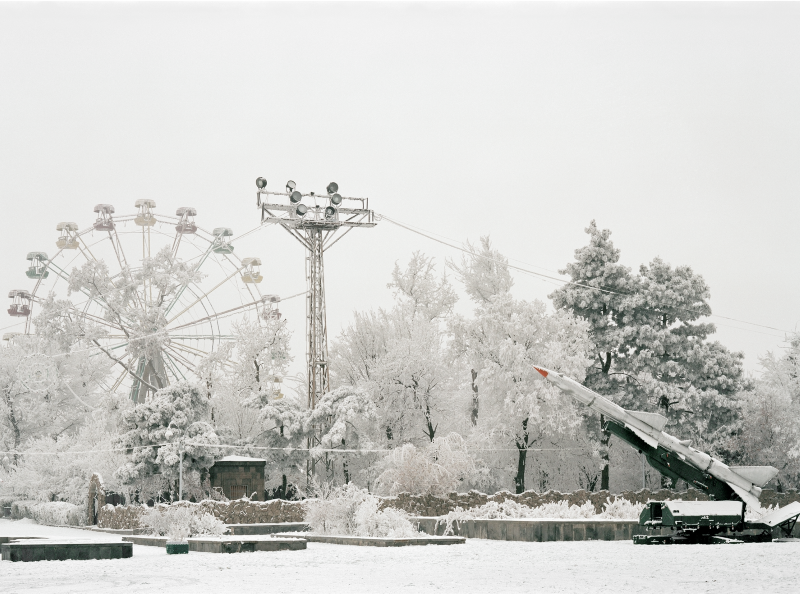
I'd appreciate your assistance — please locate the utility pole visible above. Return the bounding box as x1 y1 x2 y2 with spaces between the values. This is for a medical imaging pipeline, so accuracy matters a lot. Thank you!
254 178 376 479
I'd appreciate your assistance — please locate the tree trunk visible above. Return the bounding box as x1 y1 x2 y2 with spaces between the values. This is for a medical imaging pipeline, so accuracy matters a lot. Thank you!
2 388 21 458
470 369 479 426
514 418 529 494
598 352 613 491
342 438 350 484
600 414 610 491
423 403 437 442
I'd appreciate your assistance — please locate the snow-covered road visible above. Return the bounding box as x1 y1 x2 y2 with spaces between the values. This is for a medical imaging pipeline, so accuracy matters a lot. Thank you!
1 519 798 593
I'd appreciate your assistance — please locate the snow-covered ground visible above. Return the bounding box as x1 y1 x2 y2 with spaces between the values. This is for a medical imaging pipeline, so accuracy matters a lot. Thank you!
1 518 798 593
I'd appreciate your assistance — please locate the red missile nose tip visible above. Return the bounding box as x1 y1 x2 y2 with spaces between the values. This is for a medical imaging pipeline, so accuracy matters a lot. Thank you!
534 367 548 378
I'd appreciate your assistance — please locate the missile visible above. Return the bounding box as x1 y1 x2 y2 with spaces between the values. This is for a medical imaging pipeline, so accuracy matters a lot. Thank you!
533 366 777 509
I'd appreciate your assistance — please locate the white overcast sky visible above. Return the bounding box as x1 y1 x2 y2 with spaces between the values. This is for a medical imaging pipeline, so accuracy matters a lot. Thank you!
1 2 798 380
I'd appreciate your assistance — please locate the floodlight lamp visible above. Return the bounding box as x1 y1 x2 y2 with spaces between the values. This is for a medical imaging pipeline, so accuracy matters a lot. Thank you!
286 180 296 193
290 191 303 204
324 206 336 219
326 182 339 195
330 193 342 206
296 204 308 217
256 177 267 189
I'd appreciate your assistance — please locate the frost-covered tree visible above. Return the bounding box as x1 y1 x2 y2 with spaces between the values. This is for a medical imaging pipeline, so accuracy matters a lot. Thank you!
448 236 514 425
0 331 111 457
4 396 129 504
550 221 745 488
732 334 800 489
199 316 305 494
306 386 378 485
66 246 205 399
115 381 220 499
452 293 592 493
330 253 459 449
204 317 292 445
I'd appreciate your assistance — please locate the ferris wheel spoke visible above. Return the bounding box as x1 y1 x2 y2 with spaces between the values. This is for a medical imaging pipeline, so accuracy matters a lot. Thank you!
106 229 145 311
168 341 211 359
162 343 197 373
91 338 158 392
163 244 216 318
160 350 187 382
109 365 129 393
166 265 244 325
169 298 263 332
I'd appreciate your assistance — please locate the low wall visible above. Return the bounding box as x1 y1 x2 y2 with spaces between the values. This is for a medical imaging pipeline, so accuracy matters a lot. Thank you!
413 517 663 542
97 487 800 530
381 488 800 517
97 498 306 530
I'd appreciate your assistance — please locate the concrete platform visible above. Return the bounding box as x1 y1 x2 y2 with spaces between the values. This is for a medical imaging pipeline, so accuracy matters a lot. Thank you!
276 533 465 547
0 536 47 544
122 535 169 547
413 517 669 542
123 534 307 553
1 539 132 562
226 522 308 535
189 536 306 553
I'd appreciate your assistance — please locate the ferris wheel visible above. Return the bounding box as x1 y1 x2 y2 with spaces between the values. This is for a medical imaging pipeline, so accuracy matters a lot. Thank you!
7 200 282 403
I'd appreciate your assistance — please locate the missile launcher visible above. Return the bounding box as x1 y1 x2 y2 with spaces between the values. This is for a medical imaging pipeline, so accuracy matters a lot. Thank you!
534 366 800 544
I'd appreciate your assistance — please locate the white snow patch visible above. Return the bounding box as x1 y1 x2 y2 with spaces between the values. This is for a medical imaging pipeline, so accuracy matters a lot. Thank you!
2 518 799 593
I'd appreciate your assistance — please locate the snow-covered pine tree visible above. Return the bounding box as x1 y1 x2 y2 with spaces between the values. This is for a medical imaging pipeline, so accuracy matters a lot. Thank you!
114 381 220 500
551 221 745 489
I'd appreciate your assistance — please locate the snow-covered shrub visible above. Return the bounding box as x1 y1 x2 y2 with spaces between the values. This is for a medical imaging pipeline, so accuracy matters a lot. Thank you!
437 498 643 535
192 511 227 536
375 433 480 497
305 483 416 537
139 504 227 540
353 496 417 538
10 500 86 526
599 497 645 519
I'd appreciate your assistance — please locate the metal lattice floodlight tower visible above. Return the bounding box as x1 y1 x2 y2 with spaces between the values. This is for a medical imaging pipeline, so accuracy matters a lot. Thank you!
254 178 376 412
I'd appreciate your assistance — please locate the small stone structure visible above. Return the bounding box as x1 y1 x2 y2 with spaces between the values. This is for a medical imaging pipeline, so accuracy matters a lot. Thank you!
210 456 267 501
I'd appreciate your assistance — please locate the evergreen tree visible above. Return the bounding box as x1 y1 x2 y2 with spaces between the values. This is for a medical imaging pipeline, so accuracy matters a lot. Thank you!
551 221 745 489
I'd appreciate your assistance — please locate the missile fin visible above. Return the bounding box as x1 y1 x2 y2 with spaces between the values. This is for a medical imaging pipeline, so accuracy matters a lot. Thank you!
625 424 659 448
728 483 761 509
626 410 668 432
730 466 779 488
